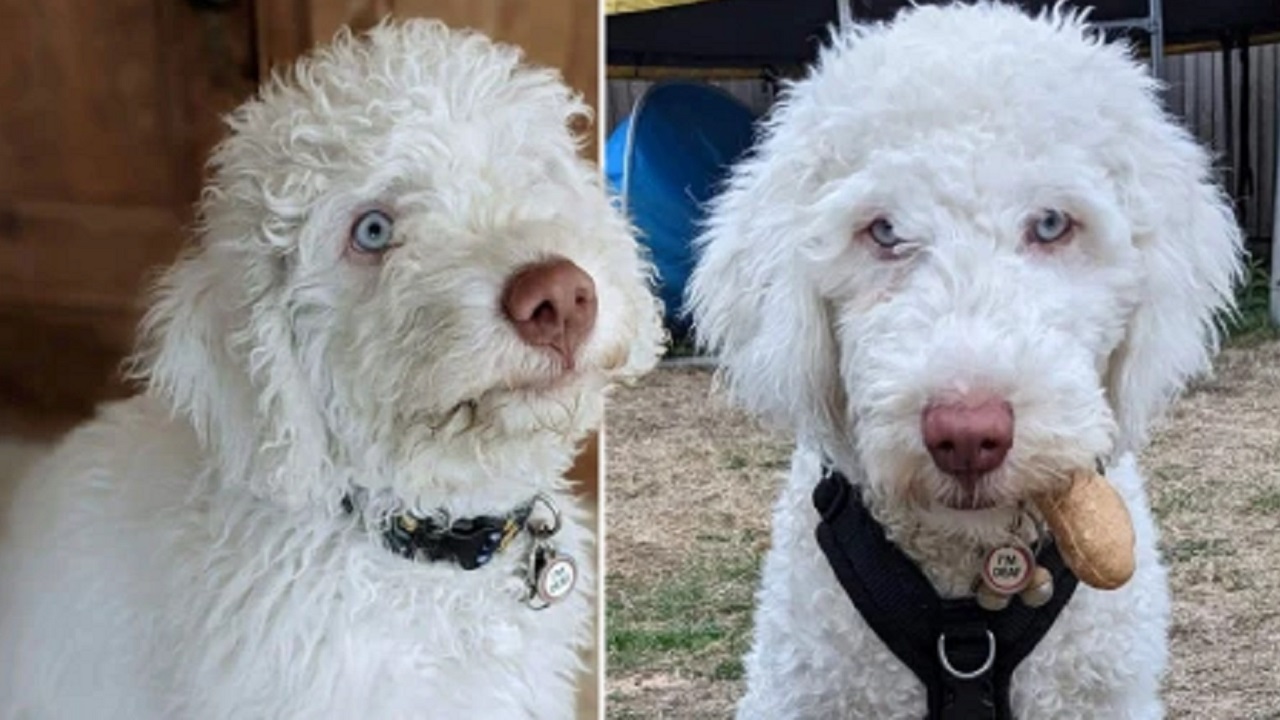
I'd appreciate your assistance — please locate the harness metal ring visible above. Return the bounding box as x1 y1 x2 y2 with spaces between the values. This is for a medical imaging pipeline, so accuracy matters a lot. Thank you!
937 630 996 680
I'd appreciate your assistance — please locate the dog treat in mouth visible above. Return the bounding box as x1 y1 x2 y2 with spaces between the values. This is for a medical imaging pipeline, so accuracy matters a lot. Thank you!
1034 469 1136 590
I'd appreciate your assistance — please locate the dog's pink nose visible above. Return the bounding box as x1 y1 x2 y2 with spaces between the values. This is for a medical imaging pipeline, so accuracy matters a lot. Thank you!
921 398 1014 480
502 257 597 367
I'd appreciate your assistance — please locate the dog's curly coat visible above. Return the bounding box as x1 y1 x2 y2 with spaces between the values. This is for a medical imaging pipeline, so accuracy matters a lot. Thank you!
0 21 662 719
689 4 1242 718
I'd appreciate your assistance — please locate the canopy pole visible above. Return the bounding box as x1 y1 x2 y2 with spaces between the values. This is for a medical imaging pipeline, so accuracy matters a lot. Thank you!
836 0 853 32
1271 85 1280 329
1149 0 1165 78
1092 0 1164 79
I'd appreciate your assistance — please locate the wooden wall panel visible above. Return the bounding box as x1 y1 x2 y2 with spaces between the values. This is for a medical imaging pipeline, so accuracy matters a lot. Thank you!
0 203 184 311
165 4 261 203
0 0 256 426
254 0 315 79
307 0 393 46
0 1 175 205
0 307 137 415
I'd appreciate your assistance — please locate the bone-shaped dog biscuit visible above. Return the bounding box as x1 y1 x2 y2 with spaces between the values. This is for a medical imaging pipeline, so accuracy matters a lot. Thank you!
1034 469 1135 590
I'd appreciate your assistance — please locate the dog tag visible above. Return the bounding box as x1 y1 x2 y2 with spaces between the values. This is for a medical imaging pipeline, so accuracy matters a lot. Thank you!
981 542 1034 596
535 549 578 605
525 542 578 610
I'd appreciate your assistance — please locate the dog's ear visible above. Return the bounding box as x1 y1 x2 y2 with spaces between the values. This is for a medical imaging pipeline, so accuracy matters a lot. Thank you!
129 228 333 508
687 150 847 448
1104 110 1243 454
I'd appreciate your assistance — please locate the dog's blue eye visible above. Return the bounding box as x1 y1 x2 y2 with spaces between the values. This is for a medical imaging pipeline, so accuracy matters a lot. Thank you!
351 210 395 253
1031 209 1072 243
868 218 901 248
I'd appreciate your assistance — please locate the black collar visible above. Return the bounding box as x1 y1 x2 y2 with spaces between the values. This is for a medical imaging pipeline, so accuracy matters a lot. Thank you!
813 467 1079 720
343 494 537 571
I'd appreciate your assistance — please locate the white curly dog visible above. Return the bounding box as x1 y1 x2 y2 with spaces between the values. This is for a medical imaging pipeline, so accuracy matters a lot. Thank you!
0 21 662 719
689 4 1241 718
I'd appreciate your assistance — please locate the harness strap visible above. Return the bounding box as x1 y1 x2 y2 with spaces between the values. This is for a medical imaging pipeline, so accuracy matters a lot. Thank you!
813 468 1079 720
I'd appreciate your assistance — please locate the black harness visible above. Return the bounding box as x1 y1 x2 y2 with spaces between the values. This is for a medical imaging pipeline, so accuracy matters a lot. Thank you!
813 468 1079 719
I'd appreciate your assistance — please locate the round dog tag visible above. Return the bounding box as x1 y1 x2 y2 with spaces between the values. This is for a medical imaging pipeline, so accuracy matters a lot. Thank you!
981 542 1034 595
536 553 578 605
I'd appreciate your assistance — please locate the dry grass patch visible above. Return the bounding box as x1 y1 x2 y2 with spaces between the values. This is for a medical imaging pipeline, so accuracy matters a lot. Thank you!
605 369 784 716
607 341 1280 718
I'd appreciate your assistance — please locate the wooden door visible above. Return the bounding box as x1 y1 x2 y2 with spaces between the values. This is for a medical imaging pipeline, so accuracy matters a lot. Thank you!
0 0 257 433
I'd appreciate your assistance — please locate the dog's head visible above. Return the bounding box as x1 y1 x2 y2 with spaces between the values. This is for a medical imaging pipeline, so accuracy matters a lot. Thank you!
133 20 664 507
689 4 1240 520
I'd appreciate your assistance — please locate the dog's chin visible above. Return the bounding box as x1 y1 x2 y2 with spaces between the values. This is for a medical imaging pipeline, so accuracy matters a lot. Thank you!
910 474 1026 533
935 486 1002 511
502 366 588 394
901 469 1007 511
480 366 602 418
916 503 1021 540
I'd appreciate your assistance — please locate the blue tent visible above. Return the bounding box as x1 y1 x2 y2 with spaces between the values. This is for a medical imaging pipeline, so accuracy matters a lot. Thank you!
606 82 757 336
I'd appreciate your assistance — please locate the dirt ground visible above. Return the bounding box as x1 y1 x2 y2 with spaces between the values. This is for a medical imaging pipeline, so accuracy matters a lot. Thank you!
605 340 1280 719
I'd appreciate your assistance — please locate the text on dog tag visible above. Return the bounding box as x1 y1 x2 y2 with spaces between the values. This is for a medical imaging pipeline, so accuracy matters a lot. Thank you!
536 553 578 605
981 543 1034 595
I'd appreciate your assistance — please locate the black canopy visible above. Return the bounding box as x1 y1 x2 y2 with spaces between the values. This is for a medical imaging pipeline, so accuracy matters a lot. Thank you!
607 0 1280 68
